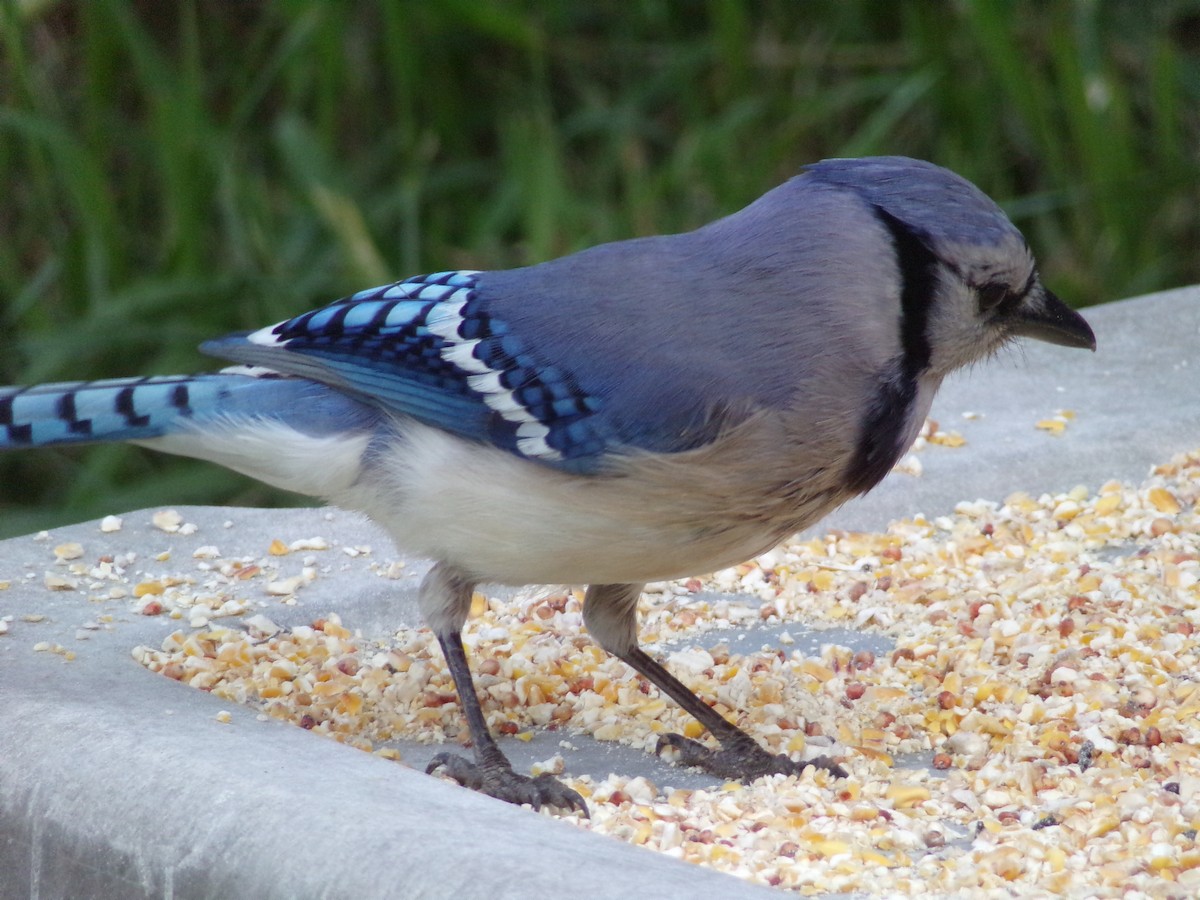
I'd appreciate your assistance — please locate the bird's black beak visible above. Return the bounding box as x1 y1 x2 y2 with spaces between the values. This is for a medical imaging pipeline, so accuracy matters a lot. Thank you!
1009 287 1097 351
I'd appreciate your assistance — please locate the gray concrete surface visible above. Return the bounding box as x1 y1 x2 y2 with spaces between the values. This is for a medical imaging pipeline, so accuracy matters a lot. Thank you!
1 285 1197 899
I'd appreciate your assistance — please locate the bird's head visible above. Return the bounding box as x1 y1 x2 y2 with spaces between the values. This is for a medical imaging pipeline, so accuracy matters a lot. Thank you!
807 157 1096 377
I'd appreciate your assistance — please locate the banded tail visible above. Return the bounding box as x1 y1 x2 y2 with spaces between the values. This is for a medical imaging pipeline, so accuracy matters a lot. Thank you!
2 376 211 448
0 373 381 497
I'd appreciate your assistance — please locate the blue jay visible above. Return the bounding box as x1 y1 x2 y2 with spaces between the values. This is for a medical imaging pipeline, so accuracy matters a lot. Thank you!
0 157 1095 814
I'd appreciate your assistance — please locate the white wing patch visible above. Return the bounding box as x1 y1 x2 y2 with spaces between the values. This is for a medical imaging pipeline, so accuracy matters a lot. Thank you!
247 323 287 347
426 294 562 461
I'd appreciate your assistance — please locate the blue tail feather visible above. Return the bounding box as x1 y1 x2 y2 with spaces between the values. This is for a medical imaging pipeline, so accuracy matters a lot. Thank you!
0 373 378 450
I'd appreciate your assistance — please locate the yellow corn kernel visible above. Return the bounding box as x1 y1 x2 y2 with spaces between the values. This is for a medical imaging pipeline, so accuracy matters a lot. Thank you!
800 660 835 682
886 784 931 808
808 839 851 858
1149 487 1182 514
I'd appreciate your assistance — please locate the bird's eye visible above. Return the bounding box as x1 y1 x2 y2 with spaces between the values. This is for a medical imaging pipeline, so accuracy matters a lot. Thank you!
978 282 1013 313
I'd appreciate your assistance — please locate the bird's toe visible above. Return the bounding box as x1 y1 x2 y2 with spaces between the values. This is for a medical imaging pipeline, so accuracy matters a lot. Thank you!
426 752 588 816
656 731 847 782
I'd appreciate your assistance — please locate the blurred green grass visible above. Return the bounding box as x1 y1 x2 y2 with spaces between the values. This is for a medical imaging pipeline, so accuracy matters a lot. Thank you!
1 0 1198 537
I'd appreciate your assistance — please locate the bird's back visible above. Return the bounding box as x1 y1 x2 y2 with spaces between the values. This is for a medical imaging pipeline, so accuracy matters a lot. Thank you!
475 173 907 463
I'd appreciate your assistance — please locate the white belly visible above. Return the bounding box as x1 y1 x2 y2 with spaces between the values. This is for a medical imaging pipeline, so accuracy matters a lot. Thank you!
339 419 848 585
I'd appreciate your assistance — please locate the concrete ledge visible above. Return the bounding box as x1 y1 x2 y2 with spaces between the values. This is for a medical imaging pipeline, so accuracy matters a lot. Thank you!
2 286 1197 898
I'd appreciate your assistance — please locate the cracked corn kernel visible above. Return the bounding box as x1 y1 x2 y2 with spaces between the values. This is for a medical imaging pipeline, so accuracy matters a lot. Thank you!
1148 486 1182 513
53 542 84 560
886 784 932 808
43 574 77 591
928 430 966 448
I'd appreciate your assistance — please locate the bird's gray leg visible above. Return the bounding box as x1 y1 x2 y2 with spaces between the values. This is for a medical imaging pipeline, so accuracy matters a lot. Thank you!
584 583 847 781
421 564 587 815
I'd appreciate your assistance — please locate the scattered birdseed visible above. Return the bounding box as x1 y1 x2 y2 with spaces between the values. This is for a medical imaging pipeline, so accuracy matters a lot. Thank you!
32 641 74 660
216 710 233 724
125 447 1200 896
99 515 123 533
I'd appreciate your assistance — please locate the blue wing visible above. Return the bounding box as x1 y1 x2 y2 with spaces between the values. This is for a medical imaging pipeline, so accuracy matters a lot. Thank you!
201 271 613 472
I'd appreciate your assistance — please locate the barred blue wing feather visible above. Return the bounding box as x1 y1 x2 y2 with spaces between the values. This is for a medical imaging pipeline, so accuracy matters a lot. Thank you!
201 271 613 472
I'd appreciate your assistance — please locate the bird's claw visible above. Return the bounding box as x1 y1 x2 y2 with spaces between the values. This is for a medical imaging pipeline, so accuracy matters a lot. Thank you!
426 752 589 817
655 732 848 781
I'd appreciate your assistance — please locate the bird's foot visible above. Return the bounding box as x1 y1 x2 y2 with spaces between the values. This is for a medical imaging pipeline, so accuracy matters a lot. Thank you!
426 752 589 817
655 732 847 781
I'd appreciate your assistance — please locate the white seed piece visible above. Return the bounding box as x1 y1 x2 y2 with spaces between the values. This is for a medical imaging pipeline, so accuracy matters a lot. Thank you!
290 537 330 551
53 542 84 561
266 576 304 596
152 509 184 532
243 614 281 639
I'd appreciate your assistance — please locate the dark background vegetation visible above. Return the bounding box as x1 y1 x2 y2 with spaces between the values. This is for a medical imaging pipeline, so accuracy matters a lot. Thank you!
2 0 1198 537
